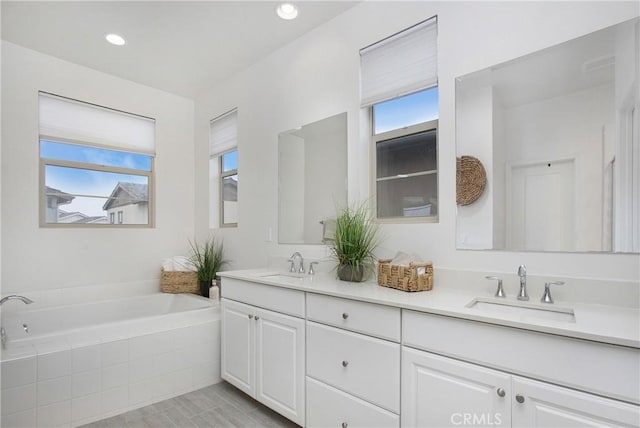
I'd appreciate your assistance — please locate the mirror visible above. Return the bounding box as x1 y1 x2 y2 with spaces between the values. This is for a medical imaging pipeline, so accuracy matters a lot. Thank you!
456 18 639 253
278 112 347 244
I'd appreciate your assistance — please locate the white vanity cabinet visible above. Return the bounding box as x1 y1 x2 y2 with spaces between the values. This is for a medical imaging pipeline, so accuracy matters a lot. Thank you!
402 310 640 428
221 279 306 426
305 293 401 428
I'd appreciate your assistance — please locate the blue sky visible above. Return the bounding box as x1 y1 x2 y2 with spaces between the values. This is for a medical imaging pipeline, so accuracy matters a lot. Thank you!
373 86 439 134
42 141 150 216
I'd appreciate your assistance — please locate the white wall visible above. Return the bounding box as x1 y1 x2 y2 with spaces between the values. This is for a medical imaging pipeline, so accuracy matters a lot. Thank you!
194 1 639 281
1 41 196 293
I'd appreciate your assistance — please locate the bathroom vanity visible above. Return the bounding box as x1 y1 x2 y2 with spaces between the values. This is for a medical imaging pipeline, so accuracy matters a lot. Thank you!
219 270 640 428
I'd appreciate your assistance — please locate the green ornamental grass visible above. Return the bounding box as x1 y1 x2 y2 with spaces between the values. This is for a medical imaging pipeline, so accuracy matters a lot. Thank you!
331 203 379 281
189 237 229 283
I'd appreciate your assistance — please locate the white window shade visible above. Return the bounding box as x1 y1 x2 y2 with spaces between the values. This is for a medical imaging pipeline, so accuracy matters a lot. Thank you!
210 109 238 156
39 92 155 154
360 17 438 107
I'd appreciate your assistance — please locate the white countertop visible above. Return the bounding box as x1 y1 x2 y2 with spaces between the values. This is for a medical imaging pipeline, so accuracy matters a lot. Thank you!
220 269 640 349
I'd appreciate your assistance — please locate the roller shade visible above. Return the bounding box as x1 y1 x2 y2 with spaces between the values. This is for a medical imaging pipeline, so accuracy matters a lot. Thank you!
360 16 438 107
210 109 238 157
39 92 155 155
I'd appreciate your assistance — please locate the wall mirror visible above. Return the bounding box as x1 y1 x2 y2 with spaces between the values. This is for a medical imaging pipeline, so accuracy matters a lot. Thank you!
456 17 639 253
278 112 347 244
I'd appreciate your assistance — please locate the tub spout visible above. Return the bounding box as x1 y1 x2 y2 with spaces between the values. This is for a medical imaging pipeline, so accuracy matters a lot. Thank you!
0 295 34 306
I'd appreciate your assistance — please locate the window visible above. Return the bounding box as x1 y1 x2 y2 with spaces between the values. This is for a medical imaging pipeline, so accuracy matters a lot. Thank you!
210 109 238 228
39 93 155 227
361 17 438 221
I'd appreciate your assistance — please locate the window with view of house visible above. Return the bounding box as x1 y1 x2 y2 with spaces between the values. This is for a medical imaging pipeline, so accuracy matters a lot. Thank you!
39 92 155 227
210 109 238 228
361 17 439 222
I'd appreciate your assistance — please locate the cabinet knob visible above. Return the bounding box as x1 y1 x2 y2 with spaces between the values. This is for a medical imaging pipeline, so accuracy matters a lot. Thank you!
496 388 505 397
255 316 260 320
248 314 253 319
342 360 349 367
342 312 349 320
342 423 348 428
515 394 525 403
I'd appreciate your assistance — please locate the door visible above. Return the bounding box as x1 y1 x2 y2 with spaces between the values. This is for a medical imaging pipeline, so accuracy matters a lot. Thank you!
401 347 511 427
507 159 575 251
221 298 255 397
255 307 305 426
512 376 640 427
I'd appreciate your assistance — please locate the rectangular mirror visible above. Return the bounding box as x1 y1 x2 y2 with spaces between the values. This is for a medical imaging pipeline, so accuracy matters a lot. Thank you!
278 112 347 244
456 17 639 253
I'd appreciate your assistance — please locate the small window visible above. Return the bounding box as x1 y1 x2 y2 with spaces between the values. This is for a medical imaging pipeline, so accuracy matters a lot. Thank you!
39 92 155 227
210 109 238 228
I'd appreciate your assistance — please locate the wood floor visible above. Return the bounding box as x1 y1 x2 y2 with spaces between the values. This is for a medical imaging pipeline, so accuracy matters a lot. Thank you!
80 382 300 428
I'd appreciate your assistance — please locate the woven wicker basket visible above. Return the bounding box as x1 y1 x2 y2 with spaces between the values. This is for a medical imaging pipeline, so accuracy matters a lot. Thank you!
456 155 487 206
377 259 433 292
160 269 199 294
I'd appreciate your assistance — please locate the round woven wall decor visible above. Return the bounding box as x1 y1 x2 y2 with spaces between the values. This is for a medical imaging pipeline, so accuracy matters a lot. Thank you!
456 156 487 205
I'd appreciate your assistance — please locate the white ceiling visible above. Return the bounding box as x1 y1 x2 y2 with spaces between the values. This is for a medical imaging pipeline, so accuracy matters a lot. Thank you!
1 1 358 98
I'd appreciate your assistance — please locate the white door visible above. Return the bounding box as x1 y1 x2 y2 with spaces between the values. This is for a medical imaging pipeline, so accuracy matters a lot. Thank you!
401 347 511 428
507 159 575 251
221 299 255 397
255 307 305 426
512 376 640 427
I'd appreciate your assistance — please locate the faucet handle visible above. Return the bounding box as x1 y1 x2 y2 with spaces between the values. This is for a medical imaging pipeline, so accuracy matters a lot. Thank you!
486 276 506 298
541 281 564 304
309 262 319 276
288 258 295 273
517 265 527 276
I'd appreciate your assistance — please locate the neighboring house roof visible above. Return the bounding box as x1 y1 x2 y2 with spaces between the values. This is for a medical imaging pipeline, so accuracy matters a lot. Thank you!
45 186 74 205
223 176 237 201
58 209 107 224
103 182 148 211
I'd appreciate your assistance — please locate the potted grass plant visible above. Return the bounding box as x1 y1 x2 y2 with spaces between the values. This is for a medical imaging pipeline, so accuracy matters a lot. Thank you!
330 203 379 282
189 237 229 297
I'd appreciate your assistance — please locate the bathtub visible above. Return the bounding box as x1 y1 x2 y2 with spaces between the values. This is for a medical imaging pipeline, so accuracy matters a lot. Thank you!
1 293 221 428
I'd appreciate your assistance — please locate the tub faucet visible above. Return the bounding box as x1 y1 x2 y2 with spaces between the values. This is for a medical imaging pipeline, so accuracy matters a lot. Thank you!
0 295 34 306
517 265 529 301
289 252 304 274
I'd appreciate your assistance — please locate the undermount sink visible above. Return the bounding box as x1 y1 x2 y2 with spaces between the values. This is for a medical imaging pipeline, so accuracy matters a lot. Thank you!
260 273 305 281
467 298 576 323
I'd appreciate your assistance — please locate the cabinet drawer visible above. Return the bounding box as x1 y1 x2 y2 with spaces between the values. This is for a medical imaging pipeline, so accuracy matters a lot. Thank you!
307 321 400 413
307 377 399 428
403 310 640 404
307 293 400 341
222 277 305 317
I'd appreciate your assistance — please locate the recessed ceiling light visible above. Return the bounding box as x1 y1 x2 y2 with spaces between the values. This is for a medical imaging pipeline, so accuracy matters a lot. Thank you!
277 3 298 20
105 33 126 46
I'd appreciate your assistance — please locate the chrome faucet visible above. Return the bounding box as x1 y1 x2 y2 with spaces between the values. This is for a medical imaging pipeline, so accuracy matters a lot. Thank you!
0 295 34 306
517 265 529 301
289 252 304 274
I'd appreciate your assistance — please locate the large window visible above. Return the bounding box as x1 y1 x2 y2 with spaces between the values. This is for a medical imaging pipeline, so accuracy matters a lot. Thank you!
361 17 438 222
38 93 155 227
210 109 238 228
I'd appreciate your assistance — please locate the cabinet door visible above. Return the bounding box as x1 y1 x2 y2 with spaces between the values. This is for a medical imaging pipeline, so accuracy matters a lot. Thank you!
221 299 255 397
512 376 640 427
255 307 305 426
402 347 511 428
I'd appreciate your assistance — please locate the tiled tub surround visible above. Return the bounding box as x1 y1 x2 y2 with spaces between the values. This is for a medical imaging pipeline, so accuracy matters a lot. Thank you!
1 293 221 428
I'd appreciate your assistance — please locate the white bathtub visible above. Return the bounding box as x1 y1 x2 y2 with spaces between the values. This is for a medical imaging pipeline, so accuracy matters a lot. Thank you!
1 293 221 428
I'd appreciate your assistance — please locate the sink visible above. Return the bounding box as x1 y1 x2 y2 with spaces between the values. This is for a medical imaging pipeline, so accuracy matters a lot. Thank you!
260 273 305 281
467 298 576 323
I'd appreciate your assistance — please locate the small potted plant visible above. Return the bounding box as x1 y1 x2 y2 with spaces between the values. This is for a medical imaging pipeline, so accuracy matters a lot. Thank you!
189 237 229 297
330 203 379 282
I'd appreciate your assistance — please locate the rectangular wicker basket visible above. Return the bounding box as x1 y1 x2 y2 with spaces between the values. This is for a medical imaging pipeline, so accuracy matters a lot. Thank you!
377 259 434 292
160 268 199 294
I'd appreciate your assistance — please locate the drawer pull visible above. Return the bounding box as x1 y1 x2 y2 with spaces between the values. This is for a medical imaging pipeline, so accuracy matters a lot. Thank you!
255 316 260 320
342 423 348 428
342 312 349 320
342 360 349 367
248 314 254 319
496 388 505 397
515 394 525 404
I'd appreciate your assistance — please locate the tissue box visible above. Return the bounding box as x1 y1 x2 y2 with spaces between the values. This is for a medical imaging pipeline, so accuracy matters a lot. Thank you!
160 268 199 294
377 259 433 292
